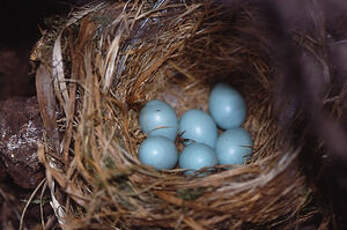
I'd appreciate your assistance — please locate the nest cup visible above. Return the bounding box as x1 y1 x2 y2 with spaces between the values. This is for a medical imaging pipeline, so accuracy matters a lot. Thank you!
33 1 314 229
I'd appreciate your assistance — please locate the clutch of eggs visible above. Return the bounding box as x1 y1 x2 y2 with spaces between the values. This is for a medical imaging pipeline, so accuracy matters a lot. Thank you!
138 83 253 173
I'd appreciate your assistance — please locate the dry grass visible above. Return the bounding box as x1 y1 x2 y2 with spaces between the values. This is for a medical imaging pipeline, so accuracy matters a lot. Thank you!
33 1 315 229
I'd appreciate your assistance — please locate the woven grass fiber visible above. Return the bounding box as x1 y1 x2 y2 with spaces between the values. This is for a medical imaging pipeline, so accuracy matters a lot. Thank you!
32 0 317 229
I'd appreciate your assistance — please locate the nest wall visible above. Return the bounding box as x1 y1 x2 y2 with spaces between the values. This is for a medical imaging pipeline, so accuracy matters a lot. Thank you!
33 1 315 229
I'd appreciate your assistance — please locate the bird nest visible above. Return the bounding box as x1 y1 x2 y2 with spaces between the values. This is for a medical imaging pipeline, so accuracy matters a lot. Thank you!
32 1 316 229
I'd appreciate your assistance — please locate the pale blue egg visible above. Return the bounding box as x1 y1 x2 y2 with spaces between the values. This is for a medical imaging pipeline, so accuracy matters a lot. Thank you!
179 109 218 148
179 143 217 174
216 127 253 165
139 99 178 141
209 83 246 129
139 136 178 170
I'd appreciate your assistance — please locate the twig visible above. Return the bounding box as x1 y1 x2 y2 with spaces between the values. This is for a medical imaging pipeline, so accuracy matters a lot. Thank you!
40 180 48 229
19 178 47 230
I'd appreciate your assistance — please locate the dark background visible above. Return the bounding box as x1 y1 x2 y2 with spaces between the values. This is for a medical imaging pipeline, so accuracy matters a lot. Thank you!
0 0 88 100
0 0 72 100
0 0 76 47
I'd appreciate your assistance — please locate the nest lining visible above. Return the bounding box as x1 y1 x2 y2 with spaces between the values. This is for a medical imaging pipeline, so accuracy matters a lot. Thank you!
33 1 315 229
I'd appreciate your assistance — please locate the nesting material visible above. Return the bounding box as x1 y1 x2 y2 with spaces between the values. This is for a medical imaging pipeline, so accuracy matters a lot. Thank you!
33 1 316 229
